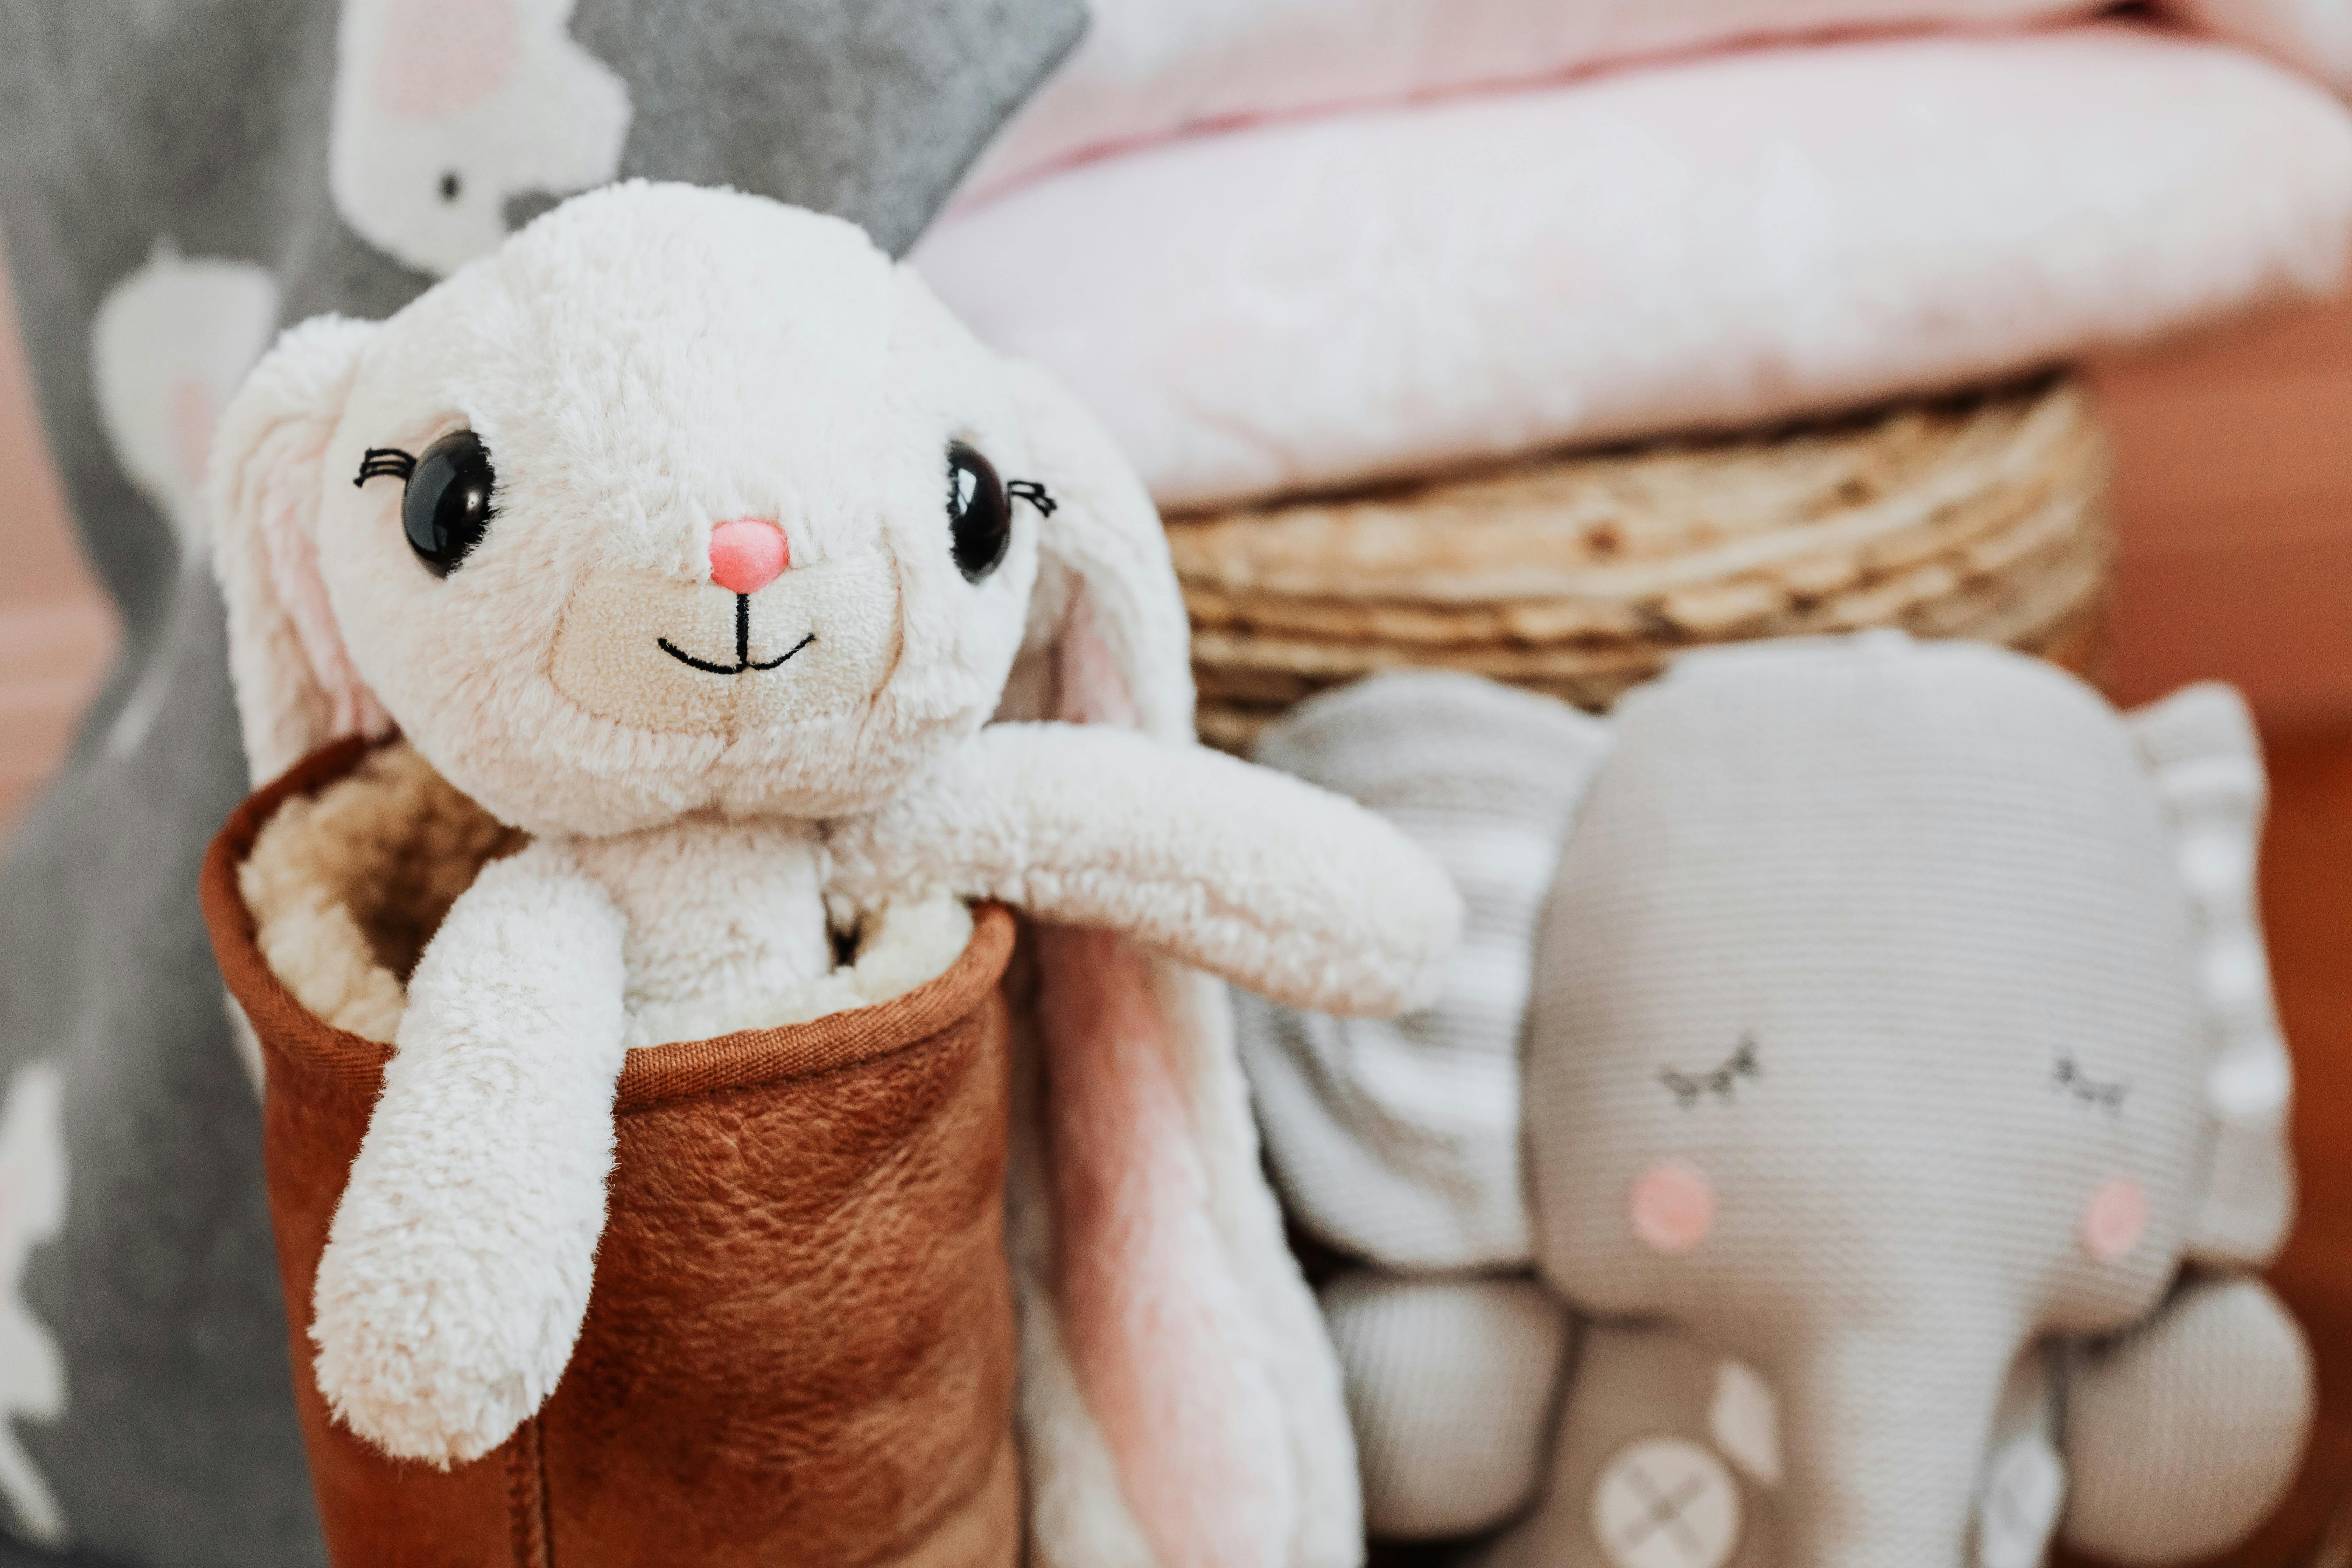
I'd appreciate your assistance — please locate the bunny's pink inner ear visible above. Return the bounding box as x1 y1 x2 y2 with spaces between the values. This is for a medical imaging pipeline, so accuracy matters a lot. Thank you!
1006 353 1286 1548
1038 928 1293 1568
998 355 1194 742
207 313 388 783
1043 559 1296 1561
1054 593 1142 729
257 457 385 748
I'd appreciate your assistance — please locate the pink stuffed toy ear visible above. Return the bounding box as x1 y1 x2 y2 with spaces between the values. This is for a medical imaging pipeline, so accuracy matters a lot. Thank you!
1008 360 1301 1567
206 315 391 785
1003 359 1195 744
1037 931 1296 1568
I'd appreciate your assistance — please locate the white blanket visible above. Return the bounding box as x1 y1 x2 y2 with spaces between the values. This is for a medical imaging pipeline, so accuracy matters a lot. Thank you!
918 24 2352 511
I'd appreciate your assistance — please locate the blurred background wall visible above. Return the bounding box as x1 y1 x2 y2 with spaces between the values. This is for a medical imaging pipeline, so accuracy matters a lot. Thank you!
2096 290 2352 722
5 242 2351 838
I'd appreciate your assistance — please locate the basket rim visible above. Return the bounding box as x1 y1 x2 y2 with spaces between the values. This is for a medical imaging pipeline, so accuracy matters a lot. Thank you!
198 735 1015 1111
1164 376 2100 605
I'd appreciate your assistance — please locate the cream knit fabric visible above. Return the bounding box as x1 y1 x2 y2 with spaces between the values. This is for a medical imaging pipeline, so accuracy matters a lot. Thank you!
1241 638 2310 1567
1240 672 1608 1269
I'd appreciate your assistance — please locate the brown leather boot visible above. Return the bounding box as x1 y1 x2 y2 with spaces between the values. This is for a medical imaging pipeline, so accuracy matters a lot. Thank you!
201 739 1021 1568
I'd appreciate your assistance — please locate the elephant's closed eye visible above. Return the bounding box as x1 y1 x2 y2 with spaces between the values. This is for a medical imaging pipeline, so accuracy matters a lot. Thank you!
1660 1036 1759 1108
2052 1053 2128 1116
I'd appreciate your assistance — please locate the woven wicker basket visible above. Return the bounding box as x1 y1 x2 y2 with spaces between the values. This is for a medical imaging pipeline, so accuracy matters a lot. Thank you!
1170 375 2112 750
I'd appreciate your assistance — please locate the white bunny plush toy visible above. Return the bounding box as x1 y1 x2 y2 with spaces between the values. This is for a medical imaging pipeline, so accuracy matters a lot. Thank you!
205 181 1459 1567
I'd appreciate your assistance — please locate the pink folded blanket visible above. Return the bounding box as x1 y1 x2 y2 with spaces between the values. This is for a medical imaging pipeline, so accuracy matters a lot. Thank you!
2161 0 2352 93
964 0 2104 200
917 24 2352 511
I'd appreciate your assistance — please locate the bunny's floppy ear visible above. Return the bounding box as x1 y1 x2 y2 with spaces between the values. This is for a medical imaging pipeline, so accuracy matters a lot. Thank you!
205 315 391 785
2127 682 2296 1268
999 362 1360 1568
1000 359 1195 741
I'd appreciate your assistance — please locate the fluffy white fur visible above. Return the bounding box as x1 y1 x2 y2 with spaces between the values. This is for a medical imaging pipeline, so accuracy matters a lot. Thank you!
240 741 970 1046
208 183 1451 1564
828 723 1455 1016
310 848 627 1463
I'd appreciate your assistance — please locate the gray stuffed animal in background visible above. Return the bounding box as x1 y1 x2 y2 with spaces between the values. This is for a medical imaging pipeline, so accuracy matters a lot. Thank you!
1240 635 2311 1568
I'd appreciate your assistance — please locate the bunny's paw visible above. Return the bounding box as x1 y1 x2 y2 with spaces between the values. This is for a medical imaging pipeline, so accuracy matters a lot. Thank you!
310 1212 593 1466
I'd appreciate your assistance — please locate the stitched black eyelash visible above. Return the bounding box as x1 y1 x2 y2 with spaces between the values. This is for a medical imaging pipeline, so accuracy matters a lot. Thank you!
355 447 416 487
2053 1054 2129 1115
1007 479 1057 516
1660 1036 1760 1108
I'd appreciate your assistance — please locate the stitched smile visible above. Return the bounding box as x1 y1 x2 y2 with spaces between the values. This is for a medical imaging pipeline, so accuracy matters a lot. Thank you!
658 594 815 676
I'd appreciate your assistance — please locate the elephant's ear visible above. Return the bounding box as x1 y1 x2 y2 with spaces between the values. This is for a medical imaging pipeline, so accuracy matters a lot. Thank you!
2127 682 2294 1268
205 314 391 785
1238 670 1612 1270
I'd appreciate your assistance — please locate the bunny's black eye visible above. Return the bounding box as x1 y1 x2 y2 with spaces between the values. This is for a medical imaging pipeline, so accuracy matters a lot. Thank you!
946 441 1011 583
401 430 497 577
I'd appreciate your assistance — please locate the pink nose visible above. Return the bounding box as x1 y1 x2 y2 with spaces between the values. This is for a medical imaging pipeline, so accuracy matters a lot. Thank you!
708 518 788 594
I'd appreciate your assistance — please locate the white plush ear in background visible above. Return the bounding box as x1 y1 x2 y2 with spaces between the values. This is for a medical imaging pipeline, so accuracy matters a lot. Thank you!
0 1062 70 1547
89 243 281 556
1238 670 1610 1271
204 314 392 786
2126 681 2298 1268
329 0 631 276
88 243 282 759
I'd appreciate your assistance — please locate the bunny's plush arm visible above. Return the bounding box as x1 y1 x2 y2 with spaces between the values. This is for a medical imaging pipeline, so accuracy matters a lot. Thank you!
2059 1274 2314 1564
309 845 629 1466
825 722 1464 1016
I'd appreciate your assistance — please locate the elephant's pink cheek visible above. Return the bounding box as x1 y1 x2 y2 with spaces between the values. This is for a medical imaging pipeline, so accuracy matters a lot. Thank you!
1630 1161 1717 1254
2081 1177 2150 1263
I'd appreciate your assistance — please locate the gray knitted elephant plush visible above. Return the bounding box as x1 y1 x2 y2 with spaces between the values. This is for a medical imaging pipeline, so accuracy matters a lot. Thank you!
1238 635 2312 1568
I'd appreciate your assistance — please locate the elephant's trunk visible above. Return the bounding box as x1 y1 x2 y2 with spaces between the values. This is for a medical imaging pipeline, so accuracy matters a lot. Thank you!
1773 1321 2015 1568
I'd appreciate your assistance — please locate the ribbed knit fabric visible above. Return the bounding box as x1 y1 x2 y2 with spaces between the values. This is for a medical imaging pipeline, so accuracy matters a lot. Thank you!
1239 671 1609 1268
2062 1275 2315 1563
1320 1274 1572 1540
1245 638 2310 1568
2124 686 2297 1267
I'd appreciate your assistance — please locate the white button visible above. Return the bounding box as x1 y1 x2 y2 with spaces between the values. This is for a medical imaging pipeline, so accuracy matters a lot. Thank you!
1593 1437 1743 1568
1977 1434 2067 1568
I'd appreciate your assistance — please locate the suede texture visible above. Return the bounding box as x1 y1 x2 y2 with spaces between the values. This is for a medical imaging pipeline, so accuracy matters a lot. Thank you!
200 740 1020 1568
